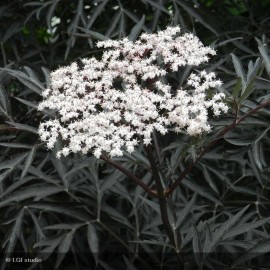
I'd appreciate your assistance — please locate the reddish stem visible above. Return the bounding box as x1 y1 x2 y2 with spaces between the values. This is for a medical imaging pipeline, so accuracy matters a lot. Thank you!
100 154 158 197
165 99 270 196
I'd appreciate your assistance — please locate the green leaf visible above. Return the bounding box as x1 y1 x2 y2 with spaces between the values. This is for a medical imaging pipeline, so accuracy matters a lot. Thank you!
119 13 126 38
0 153 28 171
258 43 270 76
223 136 254 146
139 196 160 213
79 27 109 41
251 141 263 171
248 150 263 186
21 147 36 179
2 69 44 94
34 235 63 263
86 0 109 29
175 193 196 229
239 80 255 104
256 77 270 90
130 239 175 249
105 10 122 37
150 0 162 30
176 0 218 35
202 165 219 194
224 217 270 239
27 210 45 240
231 53 246 91
33 235 63 248
123 10 148 32
128 15 145 41
143 0 170 14
202 223 212 258
100 164 130 193
1 209 24 270
247 58 261 83
126 150 150 167
102 204 133 229
41 67 51 87
232 77 242 99
231 39 255 55
0 185 63 207
203 205 249 254
181 178 222 205
182 216 218 247
2 22 22 42
55 230 76 268
192 225 203 267
44 223 84 230
15 97 38 110
28 202 93 221
0 82 11 115
50 155 68 189
1 177 34 198
45 0 59 32
232 239 270 266
6 121 38 134
220 240 253 249
142 216 162 232
0 142 32 149
215 37 243 48
23 66 41 83
26 165 61 185
65 156 96 178
0 153 28 183
87 223 99 265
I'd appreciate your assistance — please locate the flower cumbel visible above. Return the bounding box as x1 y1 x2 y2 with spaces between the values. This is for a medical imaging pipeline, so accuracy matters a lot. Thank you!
38 26 228 158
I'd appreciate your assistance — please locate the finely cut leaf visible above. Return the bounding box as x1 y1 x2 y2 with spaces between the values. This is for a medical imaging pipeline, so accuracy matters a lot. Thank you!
175 193 197 229
1 209 24 270
225 217 270 239
232 77 242 99
182 178 221 205
231 53 246 90
28 202 94 221
204 205 250 253
258 44 270 76
55 230 75 268
176 0 218 35
0 153 28 183
233 240 270 266
0 82 10 113
239 80 255 104
21 147 36 179
6 121 37 134
0 185 63 207
143 0 170 14
87 223 99 265
128 15 145 41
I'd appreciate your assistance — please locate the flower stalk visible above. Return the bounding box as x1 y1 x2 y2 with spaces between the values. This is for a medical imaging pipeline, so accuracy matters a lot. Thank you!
144 144 176 247
100 154 158 197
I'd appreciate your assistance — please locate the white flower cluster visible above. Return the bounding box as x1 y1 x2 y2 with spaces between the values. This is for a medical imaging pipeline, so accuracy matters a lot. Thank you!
38 26 228 159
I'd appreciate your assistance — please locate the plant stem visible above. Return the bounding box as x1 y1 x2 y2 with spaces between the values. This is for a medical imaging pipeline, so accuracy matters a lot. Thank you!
144 145 176 247
166 99 270 196
100 154 158 197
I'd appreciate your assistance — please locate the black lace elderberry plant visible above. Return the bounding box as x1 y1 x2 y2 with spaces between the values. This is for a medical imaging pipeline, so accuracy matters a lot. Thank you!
38 26 229 250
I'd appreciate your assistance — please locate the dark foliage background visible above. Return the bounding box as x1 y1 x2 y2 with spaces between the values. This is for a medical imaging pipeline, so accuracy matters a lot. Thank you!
1 0 270 269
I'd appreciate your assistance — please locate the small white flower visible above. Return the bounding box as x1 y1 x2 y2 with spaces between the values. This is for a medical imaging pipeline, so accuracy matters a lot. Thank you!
38 26 227 158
